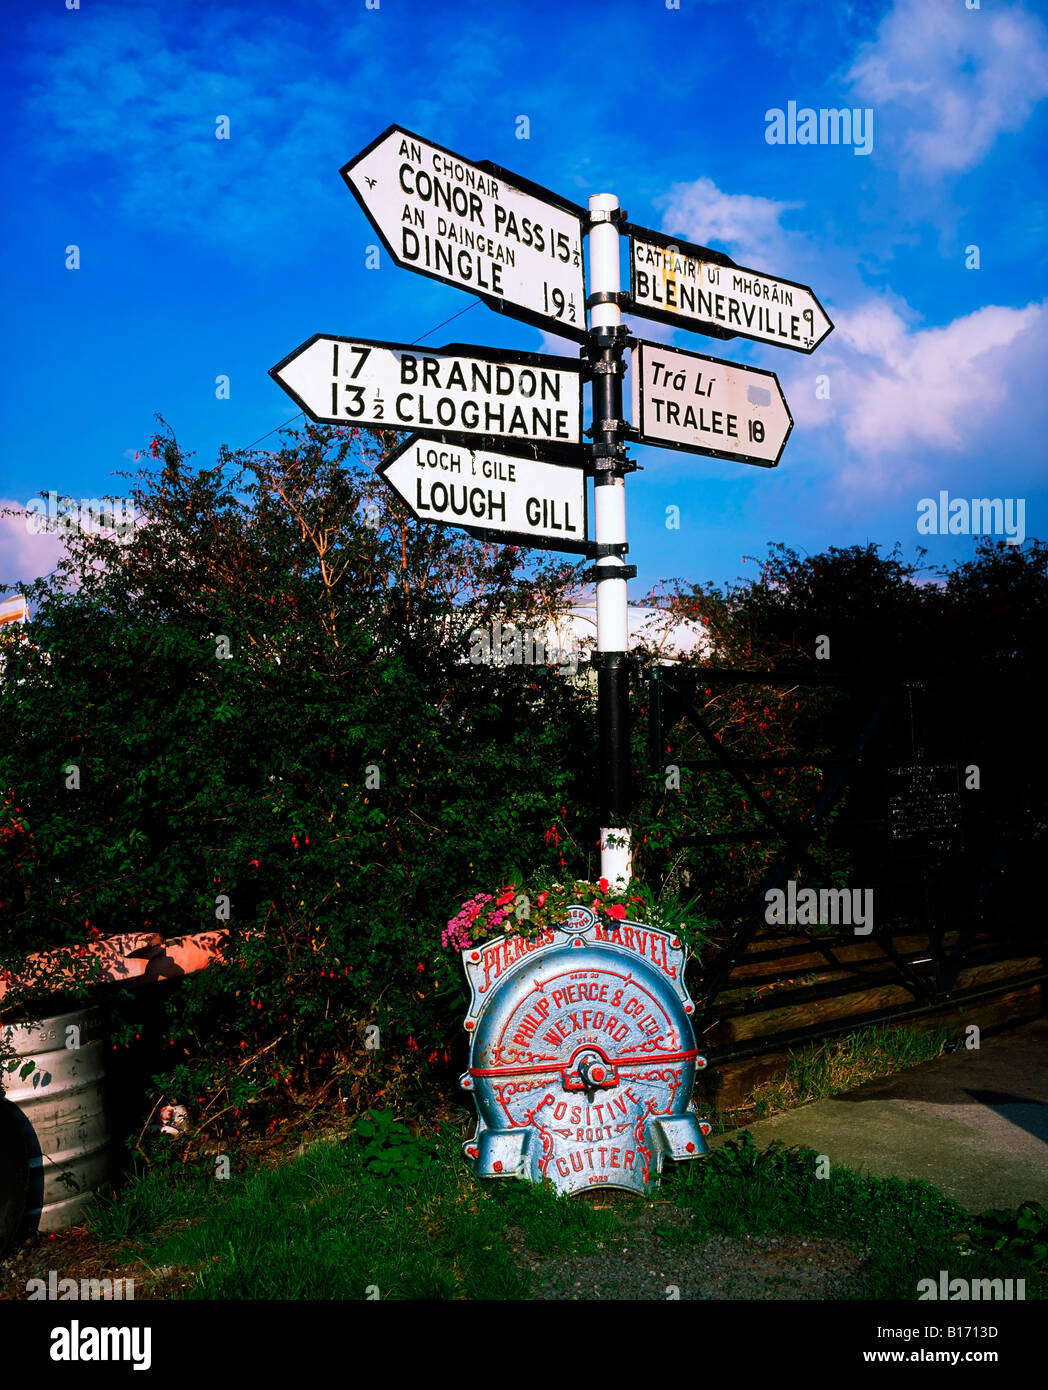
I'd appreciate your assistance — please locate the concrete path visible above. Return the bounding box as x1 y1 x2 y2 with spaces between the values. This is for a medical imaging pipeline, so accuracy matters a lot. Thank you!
710 1018 1048 1213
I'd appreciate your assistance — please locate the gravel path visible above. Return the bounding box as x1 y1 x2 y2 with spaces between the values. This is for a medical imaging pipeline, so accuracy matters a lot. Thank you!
517 1204 867 1301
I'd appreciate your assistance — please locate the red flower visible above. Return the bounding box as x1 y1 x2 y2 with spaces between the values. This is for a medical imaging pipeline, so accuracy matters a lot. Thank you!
598 878 609 894
536 892 548 908
496 890 515 907
607 904 627 921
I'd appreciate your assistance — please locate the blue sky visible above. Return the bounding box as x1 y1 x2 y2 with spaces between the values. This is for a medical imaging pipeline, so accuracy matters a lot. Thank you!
2 0 1046 599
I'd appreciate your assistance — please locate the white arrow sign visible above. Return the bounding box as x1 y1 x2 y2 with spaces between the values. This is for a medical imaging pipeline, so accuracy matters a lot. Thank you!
379 435 589 554
630 339 793 467
270 335 583 452
628 225 832 353
342 126 588 341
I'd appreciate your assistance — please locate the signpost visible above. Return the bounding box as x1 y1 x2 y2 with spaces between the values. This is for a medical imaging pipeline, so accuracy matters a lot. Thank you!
378 435 589 554
270 335 583 452
341 125 588 342
630 338 793 467
627 224 833 352
269 122 838 1195
271 122 834 889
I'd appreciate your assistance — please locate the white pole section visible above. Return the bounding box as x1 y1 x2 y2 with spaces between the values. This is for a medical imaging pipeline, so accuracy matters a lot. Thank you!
586 193 631 891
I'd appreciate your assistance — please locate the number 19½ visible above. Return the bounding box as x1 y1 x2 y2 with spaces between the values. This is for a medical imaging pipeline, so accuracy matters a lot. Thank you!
542 283 575 321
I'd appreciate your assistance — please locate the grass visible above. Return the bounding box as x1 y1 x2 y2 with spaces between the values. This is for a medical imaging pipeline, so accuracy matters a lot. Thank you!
85 1126 622 1299
80 1118 1048 1300
712 1023 954 1127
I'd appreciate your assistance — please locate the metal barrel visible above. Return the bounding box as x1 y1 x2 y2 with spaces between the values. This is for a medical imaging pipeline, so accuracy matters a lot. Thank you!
1 1008 111 1234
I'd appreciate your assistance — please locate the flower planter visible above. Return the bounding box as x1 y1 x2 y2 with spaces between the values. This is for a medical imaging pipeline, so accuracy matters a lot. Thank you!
0 927 227 1247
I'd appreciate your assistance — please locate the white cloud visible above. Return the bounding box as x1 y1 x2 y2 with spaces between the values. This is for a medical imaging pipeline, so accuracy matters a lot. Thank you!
848 0 1048 174
653 177 803 268
0 502 66 585
783 295 1047 495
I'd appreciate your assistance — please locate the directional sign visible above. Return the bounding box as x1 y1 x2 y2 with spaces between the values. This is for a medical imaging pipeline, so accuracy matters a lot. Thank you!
342 126 588 342
627 224 832 353
270 335 583 453
379 435 589 554
630 339 793 467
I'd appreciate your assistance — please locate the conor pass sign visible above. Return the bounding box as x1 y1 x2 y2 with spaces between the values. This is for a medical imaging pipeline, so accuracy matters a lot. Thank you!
341 126 588 341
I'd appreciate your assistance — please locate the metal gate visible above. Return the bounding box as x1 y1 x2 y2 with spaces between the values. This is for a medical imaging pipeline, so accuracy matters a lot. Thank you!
645 665 1045 1061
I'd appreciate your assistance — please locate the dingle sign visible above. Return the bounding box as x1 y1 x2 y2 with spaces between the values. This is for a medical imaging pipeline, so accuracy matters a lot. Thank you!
341 125 588 341
379 435 589 554
627 224 833 353
270 335 583 453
